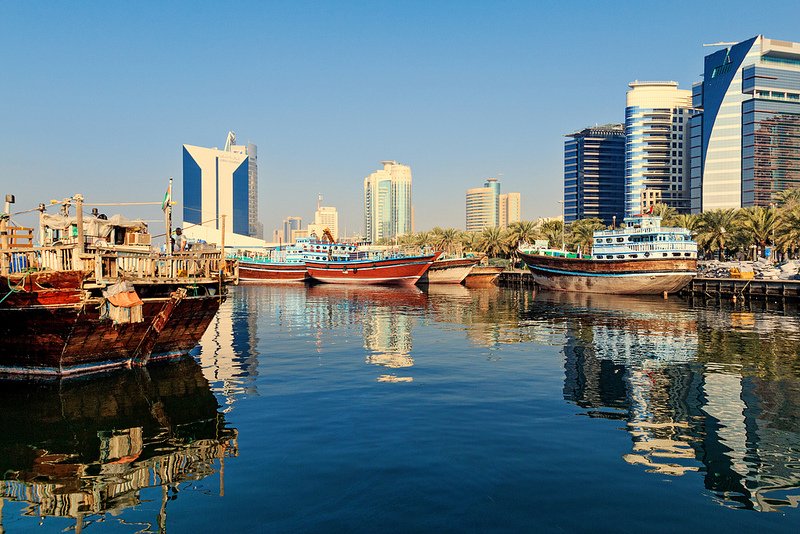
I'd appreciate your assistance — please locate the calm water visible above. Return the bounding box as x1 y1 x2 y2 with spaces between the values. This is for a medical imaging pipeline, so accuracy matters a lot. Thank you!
3 285 800 532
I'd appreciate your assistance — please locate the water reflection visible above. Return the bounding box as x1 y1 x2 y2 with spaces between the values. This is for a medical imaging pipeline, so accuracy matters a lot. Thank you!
530 290 800 512
0 358 237 530
198 288 261 411
307 285 426 382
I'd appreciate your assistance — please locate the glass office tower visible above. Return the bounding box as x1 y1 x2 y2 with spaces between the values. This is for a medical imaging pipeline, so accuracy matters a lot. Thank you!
691 36 800 212
564 125 625 225
363 161 412 243
625 81 693 217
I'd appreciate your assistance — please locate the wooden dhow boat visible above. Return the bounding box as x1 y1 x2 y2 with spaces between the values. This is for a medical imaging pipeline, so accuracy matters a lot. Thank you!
421 256 480 284
0 193 238 376
305 252 441 286
518 215 697 295
235 232 356 283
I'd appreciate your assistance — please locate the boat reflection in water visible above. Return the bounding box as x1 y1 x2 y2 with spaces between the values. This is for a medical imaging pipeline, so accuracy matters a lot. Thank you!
197 287 261 412
0 357 237 531
306 285 427 382
529 290 800 512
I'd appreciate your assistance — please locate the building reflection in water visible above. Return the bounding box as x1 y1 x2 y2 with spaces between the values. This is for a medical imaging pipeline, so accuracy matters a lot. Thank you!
0 358 237 531
536 290 800 511
306 285 427 382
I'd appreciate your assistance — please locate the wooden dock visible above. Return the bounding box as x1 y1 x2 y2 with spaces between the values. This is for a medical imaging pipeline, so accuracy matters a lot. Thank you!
499 270 800 301
680 277 800 300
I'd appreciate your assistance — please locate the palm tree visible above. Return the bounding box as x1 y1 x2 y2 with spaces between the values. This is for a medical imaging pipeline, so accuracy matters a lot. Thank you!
505 220 539 251
672 213 700 235
460 231 479 254
414 231 433 250
477 226 508 258
569 218 605 255
697 209 737 260
776 206 800 258
774 188 800 209
737 206 776 259
438 228 461 255
650 203 678 225
540 219 564 250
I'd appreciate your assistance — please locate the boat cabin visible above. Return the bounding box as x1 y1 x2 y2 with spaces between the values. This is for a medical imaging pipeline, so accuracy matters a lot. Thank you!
591 216 697 261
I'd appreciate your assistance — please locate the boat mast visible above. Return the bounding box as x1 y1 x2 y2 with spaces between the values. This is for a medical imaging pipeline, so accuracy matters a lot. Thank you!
0 194 11 276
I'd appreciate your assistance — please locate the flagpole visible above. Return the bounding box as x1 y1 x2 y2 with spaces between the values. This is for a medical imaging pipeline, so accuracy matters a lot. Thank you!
163 177 173 252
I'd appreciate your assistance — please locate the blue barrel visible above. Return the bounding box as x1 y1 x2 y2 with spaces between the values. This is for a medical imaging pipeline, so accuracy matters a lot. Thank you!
10 253 28 273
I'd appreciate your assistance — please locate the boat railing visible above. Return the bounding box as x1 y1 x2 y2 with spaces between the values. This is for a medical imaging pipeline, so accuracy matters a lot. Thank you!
1 244 238 285
593 225 689 237
593 242 698 253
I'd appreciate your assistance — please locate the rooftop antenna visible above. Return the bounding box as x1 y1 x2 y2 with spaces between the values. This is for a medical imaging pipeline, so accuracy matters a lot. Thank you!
317 193 323 211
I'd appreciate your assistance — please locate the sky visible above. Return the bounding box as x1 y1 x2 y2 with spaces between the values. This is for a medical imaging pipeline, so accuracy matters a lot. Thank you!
2 0 800 237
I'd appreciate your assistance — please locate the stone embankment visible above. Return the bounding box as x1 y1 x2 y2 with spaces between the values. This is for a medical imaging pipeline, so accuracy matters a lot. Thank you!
698 259 800 280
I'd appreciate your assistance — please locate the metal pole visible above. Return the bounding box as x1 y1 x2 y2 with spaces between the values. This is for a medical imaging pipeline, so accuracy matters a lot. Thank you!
220 214 226 253
0 194 10 276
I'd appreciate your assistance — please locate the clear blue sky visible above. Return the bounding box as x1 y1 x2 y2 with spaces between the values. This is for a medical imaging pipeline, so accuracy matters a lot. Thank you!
2 0 799 236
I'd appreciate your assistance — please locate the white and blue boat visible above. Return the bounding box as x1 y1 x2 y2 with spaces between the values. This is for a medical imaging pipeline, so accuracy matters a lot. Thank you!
518 216 697 295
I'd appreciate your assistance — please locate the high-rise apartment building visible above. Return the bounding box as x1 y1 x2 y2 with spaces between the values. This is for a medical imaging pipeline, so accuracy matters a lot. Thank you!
363 161 412 243
499 192 521 227
282 216 302 243
625 81 693 217
466 178 500 232
691 36 800 212
564 125 625 225
183 132 260 237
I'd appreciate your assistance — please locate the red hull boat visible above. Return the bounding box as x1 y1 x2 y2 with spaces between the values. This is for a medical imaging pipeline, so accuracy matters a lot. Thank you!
305 252 441 286
238 261 308 283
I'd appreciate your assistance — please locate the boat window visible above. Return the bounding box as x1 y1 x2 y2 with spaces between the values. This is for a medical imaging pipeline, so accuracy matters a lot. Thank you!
616 255 624 259
673 252 681 257
662 253 668 257
630 254 638 258
616 238 624 242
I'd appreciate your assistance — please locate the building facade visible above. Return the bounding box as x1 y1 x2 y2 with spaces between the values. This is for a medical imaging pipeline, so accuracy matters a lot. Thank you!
564 125 626 225
499 192 521 228
282 216 302 243
466 178 500 231
625 81 693 217
363 161 412 243
183 132 260 238
691 36 800 212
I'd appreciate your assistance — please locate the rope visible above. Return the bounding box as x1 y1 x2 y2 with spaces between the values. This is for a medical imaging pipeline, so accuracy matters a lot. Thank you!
0 271 30 305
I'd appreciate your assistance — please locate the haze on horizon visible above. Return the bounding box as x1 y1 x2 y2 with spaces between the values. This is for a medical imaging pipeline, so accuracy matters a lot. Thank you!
1 0 798 236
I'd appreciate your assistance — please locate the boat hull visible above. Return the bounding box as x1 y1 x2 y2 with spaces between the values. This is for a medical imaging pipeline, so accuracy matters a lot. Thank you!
305 254 439 286
518 251 696 295
238 261 308 283
463 266 503 288
422 258 479 284
0 272 223 376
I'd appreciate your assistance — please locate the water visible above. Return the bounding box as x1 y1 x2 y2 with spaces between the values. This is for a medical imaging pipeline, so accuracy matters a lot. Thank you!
2 284 800 532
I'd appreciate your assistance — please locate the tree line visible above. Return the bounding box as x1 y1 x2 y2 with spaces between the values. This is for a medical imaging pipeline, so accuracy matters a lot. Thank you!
375 188 800 260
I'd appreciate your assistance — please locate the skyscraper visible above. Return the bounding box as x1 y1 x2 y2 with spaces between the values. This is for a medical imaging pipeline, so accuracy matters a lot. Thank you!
282 216 302 243
691 36 800 212
499 192 521 228
183 132 260 237
466 178 500 232
564 125 625 225
363 161 412 243
625 81 693 217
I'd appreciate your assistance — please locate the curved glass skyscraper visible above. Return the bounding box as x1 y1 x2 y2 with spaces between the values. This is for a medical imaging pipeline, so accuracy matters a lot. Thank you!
691 36 800 212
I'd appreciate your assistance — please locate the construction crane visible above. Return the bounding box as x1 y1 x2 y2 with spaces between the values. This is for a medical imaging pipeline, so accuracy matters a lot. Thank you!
322 227 335 244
